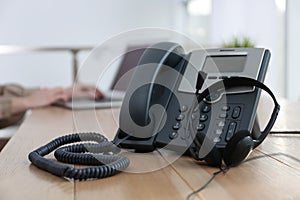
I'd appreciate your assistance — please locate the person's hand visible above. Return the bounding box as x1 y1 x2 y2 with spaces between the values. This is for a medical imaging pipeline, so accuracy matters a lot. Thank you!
10 84 103 115
64 83 104 100
25 87 69 108
11 87 68 114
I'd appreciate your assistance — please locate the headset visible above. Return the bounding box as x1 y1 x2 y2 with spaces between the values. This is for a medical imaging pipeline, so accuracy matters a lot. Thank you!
188 76 280 167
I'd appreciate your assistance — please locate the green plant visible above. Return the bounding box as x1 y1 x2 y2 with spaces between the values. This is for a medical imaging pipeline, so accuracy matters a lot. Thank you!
222 37 255 48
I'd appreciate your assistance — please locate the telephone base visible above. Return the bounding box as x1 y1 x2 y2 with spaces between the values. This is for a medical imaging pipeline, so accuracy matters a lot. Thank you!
113 129 157 152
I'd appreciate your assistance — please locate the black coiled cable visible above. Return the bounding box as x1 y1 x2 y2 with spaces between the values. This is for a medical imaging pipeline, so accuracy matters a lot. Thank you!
28 132 130 180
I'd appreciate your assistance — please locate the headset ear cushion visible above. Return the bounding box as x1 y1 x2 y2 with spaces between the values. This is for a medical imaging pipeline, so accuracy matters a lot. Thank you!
194 132 222 168
223 130 254 167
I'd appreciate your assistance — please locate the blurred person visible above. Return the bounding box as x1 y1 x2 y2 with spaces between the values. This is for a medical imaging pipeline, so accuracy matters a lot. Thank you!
0 83 103 129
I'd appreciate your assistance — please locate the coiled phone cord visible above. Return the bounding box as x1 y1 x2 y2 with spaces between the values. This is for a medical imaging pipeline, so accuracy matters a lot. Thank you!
28 132 130 180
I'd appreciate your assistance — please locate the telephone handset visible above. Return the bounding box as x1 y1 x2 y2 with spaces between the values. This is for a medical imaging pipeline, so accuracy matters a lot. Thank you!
114 42 279 167
126 42 184 127
115 42 186 151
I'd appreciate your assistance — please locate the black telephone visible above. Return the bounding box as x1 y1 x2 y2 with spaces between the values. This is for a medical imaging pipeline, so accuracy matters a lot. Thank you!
113 42 280 167
28 42 279 180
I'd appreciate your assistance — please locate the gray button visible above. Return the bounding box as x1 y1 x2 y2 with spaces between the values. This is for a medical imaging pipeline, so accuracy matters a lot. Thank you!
196 123 205 131
169 132 178 139
213 137 221 143
232 106 241 119
173 123 181 130
215 129 223 135
217 120 225 127
226 122 237 141
199 114 208 122
176 114 185 121
221 106 230 111
179 105 188 112
201 105 211 113
219 113 228 118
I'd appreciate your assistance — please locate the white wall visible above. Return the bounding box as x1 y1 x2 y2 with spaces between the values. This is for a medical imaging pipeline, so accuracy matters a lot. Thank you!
210 0 286 98
0 0 289 99
286 0 300 100
0 0 178 45
0 0 179 88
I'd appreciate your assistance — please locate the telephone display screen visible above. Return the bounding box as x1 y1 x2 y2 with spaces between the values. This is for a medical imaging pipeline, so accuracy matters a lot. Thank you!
178 54 248 93
203 55 246 73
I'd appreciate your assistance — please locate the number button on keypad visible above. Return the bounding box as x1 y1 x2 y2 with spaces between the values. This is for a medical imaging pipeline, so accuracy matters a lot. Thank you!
217 120 225 127
196 123 205 131
221 105 230 111
169 132 178 139
201 105 211 113
199 114 208 122
176 114 185 121
172 123 181 130
219 113 228 118
179 105 188 112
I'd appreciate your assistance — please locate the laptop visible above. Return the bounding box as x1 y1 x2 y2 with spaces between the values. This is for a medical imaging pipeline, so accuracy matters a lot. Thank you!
56 45 147 110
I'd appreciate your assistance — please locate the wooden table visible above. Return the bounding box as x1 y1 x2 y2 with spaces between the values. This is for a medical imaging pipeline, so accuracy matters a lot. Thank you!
0 105 300 200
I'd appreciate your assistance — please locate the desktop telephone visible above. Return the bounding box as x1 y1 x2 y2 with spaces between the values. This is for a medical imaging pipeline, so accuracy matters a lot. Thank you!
114 42 280 167
28 42 279 180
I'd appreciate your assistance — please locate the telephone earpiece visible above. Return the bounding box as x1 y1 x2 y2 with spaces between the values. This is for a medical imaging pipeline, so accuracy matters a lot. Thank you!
222 130 254 166
191 130 253 168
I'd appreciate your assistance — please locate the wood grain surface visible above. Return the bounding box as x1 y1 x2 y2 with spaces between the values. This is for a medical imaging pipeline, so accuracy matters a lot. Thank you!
0 105 299 200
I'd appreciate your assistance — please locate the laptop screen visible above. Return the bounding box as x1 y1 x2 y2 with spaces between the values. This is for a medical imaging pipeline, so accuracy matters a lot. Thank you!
110 45 147 91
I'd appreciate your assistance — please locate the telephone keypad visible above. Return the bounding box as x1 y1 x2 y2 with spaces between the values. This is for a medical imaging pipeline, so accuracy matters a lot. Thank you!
171 103 243 149
193 103 243 147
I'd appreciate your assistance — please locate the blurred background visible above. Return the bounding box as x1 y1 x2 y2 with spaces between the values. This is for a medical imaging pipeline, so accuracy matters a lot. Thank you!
0 0 298 100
